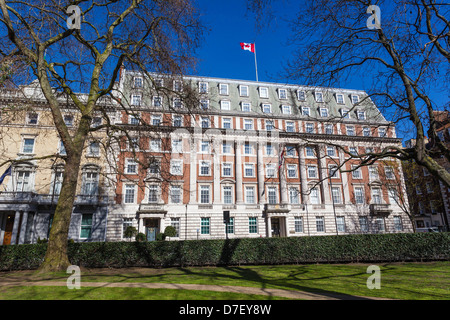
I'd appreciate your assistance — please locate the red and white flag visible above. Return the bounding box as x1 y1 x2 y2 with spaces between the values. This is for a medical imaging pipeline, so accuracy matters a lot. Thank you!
240 42 255 53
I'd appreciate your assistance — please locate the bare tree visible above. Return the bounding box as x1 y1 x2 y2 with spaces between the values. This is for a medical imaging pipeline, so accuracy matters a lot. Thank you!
247 0 450 186
0 0 203 272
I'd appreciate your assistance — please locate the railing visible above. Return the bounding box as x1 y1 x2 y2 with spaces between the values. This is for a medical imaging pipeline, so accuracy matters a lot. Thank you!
369 203 391 215
264 203 290 213
0 192 39 203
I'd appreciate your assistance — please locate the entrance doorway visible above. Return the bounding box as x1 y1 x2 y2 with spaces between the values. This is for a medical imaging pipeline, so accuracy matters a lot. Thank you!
3 214 15 245
145 219 159 241
271 218 281 237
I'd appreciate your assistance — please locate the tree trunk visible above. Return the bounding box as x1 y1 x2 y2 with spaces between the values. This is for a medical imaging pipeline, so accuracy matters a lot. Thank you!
36 149 83 274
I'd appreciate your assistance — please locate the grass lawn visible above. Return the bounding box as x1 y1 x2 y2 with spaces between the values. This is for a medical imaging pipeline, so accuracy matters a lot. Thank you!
0 261 448 300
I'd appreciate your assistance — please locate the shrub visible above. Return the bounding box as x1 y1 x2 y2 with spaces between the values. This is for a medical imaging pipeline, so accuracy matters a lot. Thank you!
0 232 449 270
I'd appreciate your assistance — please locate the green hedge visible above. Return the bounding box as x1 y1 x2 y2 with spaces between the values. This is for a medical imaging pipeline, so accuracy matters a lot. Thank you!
1 232 449 271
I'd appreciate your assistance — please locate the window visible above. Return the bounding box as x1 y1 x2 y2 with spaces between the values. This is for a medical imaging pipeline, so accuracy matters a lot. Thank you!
315 92 324 102
200 185 210 204
27 112 38 125
220 100 230 111
223 186 233 204
150 139 161 152
172 139 183 153
378 127 386 137
268 186 277 204
201 117 209 128
173 115 183 127
310 187 320 204
354 187 365 204
302 107 310 116
415 185 422 195
219 83 228 95
320 108 329 118
222 118 232 129
170 186 182 204
287 164 297 178
352 166 362 179
16 169 32 192
134 77 143 88
198 82 208 93
22 138 35 154
388 187 399 204
305 123 314 133
329 164 339 178
222 163 232 177
249 217 258 234
170 160 183 175
336 94 344 104
131 94 141 106
384 167 395 180
371 188 382 204
346 126 355 136
92 116 102 128
244 143 253 154
171 218 180 237
341 108 350 119
244 163 255 177
326 145 336 157
351 95 360 104
282 105 291 115
148 161 160 175
357 111 366 120
286 146 296 157
201 217 210 234
88 141 100 157
239 85 249 97
426 182 433 193
331 187 342 204
129 115 140 125
262 104 271 113
200 161 210 176
51 169 64 195
59 140 66 156
307 165 317 178
297 90 306 101
152 96 162 108
316 216 325 232
241 102 251 112
369 166 379 179
286 121 295 132
244 119 253 130
226 217 234 234
125 159 137 174
363 127 371 137
82 170 99 195
265 120 274 131
80 214 93 239
289 188 300 204
336 216 346 232
349 147 358 156
259 87 269 98
295 217 303 232
305 146 315 157
122 218 133 239
148 185 159 203
266 143 274 155
124 184 136 204
375 217 385 232
359 216 369 232
173 98 183 109
200 100 210 110
222 142 232 154
64 114 74 126
325 124 334 135
173 80 182 92
278 88 287 99
266 164 276 178
201 140 210 153
245 186 255 204
393 216 403 231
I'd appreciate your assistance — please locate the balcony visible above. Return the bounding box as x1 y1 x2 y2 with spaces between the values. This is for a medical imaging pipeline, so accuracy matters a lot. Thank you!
0 192 39 204
263 203 290 214
75 194 109 205
369 203 392 216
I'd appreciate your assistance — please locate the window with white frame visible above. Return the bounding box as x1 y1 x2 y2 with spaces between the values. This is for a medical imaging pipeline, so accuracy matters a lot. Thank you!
359 216 369 232
222 118 232 129
289 187 300 204
336 216 346 232
329 164 339 178
244 143 253 155
310 187 320 204
326 145 336 157
220 100 230 111
286 121 295 132
241 102 251 112
82 168 99 195
315 92 324 102
173 115 183 127
259 87 269 98
325 124 334 135
171 218 180 237
302 107 310 117
129 115 140 125
200 185 210 204
59 140 66 156
64 114 74 126
173 80 182 92
388 187 399 204
198 82 208 93
134 77 143 88
305 146 316 157
341 108 350 119
375 217 385 232
173 98 183 109
222 163 232 177
170 185 182 204
22 137 35 154
266 163 276 178
426 182 433 193
357 110 366 120
219 83 229 95
307 165 318 178
346 126 355 136
320 108 329 118
378 127 386 137
152 96 162 108
125 159 137 174
131 94 141 106
265 120 274 131
51 168 64 195
294 216 303 232
287 164 297 178
201 117 209 128
286 146 296 157
147 185 159 203
200 161 210 176
170 160 183 175
222 142 232 154
336 94 345 104
268 186 277 204
15 168 32 192
416 185 422 195
282 105 291 114
223 186 233 204
266 143 274 156
150 139 161 152
371 187 382 204
245 186 255 204
305 123 314 133
393 216 403 231
331 186 342 204
148 161 160 174
369 166 379 179
151 115 161 126
172 139 183 153
154 78 163 88
124 184 136 204
244 163 255 177
363 127 371 137
316 216 325 232
297 90 306 101
239 85 249 97
352 166 362 179
200 140 210 153
351 95 360 104
384 166 395 180
244 119 253 130
262 104 271 113
278 88 287 99
349 147 358 156
200 99 210 110
354 186 365 204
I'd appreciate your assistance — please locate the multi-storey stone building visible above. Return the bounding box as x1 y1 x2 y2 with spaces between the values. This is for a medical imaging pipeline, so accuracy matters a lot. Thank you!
105 69 414 241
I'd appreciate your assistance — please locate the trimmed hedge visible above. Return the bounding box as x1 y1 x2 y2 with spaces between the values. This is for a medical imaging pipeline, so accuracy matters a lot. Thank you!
0 232 449 271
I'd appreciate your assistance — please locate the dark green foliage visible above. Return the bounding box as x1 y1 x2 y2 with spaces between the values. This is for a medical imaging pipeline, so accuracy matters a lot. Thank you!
1 233 449 271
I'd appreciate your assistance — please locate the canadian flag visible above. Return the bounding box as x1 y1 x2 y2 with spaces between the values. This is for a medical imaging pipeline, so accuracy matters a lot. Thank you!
240 42 255 53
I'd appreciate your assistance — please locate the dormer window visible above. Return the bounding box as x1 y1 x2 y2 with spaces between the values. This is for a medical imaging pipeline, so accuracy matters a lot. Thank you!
239 85 249 97
315 92 324 102
336 94 344 104
278 88 287 99
259 87 269 98
219 83 229 95
134 77 143 88
352 95 360 104
297 90 306 101
198 82 208 93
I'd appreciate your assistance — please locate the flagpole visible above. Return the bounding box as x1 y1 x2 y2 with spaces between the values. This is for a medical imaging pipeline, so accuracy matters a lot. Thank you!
254 43 259 82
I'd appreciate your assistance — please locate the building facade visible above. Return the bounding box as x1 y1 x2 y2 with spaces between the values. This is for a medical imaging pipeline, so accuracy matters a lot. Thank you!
0 71 414 245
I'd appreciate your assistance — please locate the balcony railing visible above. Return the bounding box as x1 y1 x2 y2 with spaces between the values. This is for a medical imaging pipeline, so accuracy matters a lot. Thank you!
0 192 39 203
264 203 290 213
369 203 391 215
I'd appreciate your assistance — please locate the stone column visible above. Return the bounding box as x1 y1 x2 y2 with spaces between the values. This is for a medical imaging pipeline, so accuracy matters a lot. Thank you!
235 140 243 204
10 211 21 245
297 144 309 203
189 136 198 203
318 145 331 204
18 211 28 244
257 142 265 204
